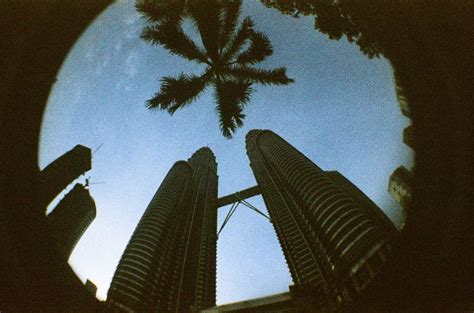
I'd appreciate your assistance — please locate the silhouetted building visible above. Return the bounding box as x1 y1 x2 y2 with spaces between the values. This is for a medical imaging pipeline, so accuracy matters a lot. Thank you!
202 285 347 313
388 166 413 210
391 70 413 228
107 148 217 313
182 148 218 311
246 130 394 311
47 183 96 260
393 70 411 118
40 145 92 208
85 279 98 297
403 126 413 149
201 291 295 313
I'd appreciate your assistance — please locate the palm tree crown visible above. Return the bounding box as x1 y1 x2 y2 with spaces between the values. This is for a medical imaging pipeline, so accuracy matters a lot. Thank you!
137 0 293 138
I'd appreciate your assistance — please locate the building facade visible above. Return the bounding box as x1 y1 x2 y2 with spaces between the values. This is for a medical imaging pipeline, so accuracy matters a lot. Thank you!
390 67 413 227
393 69 411 119
325 171 396 233
246 130 394 311
388 166 413 210
403 126 413 149
85 279 98 297
47 183 96 259
107 148 217 313
39 145 92 209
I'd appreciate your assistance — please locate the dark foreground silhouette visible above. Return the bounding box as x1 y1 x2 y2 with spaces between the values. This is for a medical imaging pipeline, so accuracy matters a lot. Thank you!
1 1 472 312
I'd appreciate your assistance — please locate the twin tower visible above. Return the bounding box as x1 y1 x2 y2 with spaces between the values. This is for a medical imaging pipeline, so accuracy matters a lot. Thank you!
107 130 395 313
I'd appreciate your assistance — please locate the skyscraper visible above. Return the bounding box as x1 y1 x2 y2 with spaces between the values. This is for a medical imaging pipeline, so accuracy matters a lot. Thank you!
39 145 92 209
107 148 217 313
246 130 394 311
325 171 396 232
179 148 218 312
47 183 96 260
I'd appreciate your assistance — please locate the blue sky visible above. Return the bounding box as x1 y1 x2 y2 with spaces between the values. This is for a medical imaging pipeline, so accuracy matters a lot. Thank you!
39 0 412 304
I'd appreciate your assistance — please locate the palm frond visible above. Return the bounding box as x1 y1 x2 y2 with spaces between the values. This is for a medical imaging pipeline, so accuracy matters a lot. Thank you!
224 66 294 85
235 31 273 65
141 21 209 64
188 0 222 63
218 0 242 51
214 79 252 138
138 0 293 137
147 73 209 113
136 0 186 23
221 16 254 64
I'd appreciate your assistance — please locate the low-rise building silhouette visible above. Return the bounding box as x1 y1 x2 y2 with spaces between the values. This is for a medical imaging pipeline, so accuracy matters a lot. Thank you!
85 279 98 297
47 183 96 260
393 70 411 119
403 126 413 149
39 145 92 209
388 166 413 210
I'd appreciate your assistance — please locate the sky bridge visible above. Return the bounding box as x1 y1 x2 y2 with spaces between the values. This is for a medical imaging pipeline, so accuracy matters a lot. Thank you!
216 185 271 237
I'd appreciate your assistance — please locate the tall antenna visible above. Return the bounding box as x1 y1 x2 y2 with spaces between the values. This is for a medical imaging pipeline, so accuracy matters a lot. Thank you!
93 143 103 155
85 176 105 189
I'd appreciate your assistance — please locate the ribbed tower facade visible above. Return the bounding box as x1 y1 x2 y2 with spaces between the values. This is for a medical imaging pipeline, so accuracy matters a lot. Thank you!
246 130 394 310
47 183 96 259
107 148 217 313
177 147 218 311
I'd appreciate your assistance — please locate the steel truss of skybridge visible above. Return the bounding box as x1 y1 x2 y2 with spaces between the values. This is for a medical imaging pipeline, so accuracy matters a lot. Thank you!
217 185 271 237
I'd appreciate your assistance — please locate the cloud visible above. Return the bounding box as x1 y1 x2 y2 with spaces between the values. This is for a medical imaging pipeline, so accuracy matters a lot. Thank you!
124 11 143 39
125 10 141 25
114 40 123 52
96 54 111 76
71 89 83 106
125 26 140 39
84 40 97 61
103 55 110 68
85 49 95 60
125 50 139 78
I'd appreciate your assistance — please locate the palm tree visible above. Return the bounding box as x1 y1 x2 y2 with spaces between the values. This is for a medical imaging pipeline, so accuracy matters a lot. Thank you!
137 0 294 138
